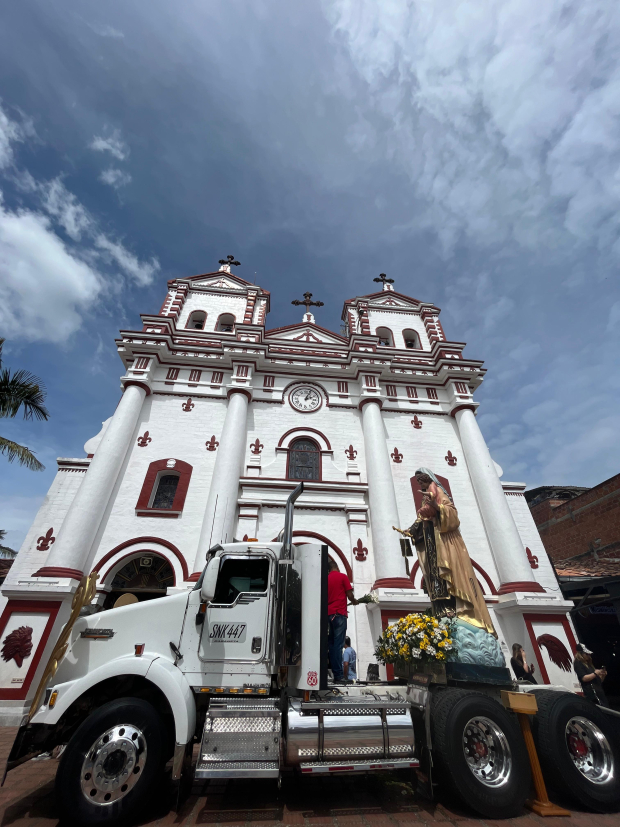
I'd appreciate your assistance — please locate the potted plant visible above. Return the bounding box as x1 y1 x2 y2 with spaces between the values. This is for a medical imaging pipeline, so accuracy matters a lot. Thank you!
375 613 456 683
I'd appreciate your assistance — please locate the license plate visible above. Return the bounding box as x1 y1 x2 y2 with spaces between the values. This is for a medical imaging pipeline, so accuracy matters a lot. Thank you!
208 622 247 643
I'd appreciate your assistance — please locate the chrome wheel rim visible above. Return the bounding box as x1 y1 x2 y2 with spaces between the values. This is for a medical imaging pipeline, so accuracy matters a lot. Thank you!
80 724 147 805
565 716 614 785
462 715 512 787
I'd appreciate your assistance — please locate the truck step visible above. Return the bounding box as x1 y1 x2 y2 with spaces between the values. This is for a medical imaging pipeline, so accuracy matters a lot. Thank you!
300 758 420 774
195 760 279 779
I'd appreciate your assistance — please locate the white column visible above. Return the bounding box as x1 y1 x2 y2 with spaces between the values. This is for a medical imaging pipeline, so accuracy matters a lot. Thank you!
361 401 407 583
455 408 542 591
38 384 147 578
193 391 249 574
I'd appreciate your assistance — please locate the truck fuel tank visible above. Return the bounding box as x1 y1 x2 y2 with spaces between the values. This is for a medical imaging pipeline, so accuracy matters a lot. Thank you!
286 696 415 765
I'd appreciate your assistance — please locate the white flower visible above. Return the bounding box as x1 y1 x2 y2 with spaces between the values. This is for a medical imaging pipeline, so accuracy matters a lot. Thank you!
411 648 421 658
426 645 436 656
416 632 425 639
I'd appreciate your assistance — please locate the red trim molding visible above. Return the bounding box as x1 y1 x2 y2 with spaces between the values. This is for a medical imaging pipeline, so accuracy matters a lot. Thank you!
135 459 193 516
187 572 201 582
498 580 545 595
0 600 62 700
372 577 415 590
277 427 332 450
227 388 252 401
93 536 190 582
100 549 178 586
524 613 578 685
359 397 383 411
450 404 476 418
122 380 152 396
272 531 353 581
32 566 84 580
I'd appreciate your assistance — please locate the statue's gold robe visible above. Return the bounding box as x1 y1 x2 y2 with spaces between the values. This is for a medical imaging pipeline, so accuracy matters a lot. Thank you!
411 486 496 637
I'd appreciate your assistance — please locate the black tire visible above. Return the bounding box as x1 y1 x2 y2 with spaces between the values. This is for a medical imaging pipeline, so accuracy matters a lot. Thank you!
430 688 530 818
532 691 620 812
56 697 166 826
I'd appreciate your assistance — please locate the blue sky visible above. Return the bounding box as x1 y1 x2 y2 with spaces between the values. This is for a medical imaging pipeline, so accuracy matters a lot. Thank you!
1 0 619 550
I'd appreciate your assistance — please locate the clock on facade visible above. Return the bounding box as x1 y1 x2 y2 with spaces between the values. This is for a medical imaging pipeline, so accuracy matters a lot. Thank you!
289 385 322 413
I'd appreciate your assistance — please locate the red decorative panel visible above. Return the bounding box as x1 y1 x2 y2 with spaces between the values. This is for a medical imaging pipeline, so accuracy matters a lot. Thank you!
236 365 249 378
426 387 438 400
263 375 275 388
189 369 202 383
454 382 468 394
135 357 150 370
135 459 193 516
211 371 224 385
337 381 349 394
364 375 377 388
524 614 577 684
406 386 418 399
386 384 397 397
166 367 179 381
0 600 62 700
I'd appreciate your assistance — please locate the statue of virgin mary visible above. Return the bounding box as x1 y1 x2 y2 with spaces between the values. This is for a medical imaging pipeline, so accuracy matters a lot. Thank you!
400 467 496 637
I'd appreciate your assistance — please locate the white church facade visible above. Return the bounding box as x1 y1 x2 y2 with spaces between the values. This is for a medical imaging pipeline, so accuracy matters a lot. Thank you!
0 260 579 721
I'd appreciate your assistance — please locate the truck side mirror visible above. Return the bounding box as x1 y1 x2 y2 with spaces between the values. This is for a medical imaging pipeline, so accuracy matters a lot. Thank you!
200 557 221 603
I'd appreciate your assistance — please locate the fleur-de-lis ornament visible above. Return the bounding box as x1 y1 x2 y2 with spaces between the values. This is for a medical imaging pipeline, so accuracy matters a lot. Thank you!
36 528 55 551
344 445 357 460
250 439 264 455
391 447 403 463
182 398 194 412
137 431 152 447
411 416 422 430
445 450 457 466
205 435 219 452
526 547 539 569
353 538 368 561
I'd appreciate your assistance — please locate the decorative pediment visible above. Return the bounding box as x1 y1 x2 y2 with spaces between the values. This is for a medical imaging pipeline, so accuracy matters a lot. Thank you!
191 275 246 291
265 323 346 345
368 295 419 309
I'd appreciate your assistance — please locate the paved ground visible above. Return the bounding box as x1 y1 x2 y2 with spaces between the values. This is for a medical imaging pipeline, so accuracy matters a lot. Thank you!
0 727 617 827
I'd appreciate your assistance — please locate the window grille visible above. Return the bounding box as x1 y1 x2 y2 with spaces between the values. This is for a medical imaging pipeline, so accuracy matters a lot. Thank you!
406 386 418 399
152 474 180 509
263 375 275 388
427 387 438 400
166 367 180 381
189 369 201 383
337 381 348 394
288 438 320 481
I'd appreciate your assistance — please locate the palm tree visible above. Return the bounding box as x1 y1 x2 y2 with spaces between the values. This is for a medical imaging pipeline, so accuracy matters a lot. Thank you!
0 338 49 471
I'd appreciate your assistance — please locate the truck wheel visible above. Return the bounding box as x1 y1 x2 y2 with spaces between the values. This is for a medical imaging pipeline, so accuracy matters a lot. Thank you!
431 688 530 818
532 691 620 812
56 697 166 825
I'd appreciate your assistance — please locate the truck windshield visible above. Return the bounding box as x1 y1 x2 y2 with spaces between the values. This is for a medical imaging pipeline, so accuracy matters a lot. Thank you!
212 557 270 604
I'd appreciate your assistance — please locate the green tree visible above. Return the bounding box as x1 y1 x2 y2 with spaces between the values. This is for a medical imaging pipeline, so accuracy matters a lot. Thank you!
0 338 49 471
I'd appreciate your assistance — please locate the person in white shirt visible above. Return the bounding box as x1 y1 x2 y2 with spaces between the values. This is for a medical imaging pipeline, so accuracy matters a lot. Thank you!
343 637 357 681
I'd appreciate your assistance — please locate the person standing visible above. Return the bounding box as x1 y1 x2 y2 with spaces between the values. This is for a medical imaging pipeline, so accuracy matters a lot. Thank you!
510 643 537 684
573 643 609 707
327 558 358 682
343 636 357 681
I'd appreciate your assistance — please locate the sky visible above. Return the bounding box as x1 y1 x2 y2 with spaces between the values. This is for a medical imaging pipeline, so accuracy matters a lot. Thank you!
1 0 619 550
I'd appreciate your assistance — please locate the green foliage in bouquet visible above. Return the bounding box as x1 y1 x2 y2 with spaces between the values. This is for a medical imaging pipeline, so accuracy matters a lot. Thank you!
375 613 457 665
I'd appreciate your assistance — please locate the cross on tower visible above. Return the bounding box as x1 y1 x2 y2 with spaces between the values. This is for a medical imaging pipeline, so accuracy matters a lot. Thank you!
291 291 324 320
373 273 395 291
218 254 241 272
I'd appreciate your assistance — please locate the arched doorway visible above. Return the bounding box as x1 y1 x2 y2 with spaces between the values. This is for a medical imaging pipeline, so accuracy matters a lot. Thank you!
103 553 175 610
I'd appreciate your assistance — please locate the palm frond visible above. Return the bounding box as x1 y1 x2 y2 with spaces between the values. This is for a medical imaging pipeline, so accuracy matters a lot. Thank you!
0 436 45 470
0 368 49 421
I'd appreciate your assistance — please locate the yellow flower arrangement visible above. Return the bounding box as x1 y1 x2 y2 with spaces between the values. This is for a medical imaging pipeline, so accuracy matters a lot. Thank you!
375 613 457 666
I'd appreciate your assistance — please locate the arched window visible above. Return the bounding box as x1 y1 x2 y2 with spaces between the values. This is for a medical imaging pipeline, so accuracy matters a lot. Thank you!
136 458 193 517
403 329 421 349
151 474 180 509
288 438 320 481
216 313 235 332
376 327 394 347
186 310 206 330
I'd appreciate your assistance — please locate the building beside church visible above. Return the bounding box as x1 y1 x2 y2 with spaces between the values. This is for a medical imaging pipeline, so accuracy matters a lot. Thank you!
0 260 580 722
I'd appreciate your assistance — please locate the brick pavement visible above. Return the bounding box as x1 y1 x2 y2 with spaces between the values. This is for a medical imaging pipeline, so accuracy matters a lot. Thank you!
0 727 617 827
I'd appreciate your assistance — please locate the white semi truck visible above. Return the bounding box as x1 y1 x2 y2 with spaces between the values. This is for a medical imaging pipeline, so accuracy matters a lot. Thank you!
4 485 619 824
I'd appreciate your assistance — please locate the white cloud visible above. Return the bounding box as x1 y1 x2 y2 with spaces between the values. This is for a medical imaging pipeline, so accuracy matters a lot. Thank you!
324 0 620 259
90 130 128 161
0 104 158 342
0 103 23 170
99 167 132 189
88 22 125 39
0 199 102 342
95 235 158 286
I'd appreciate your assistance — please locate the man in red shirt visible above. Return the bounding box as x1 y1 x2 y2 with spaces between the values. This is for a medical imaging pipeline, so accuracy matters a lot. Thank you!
327 558 358 681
